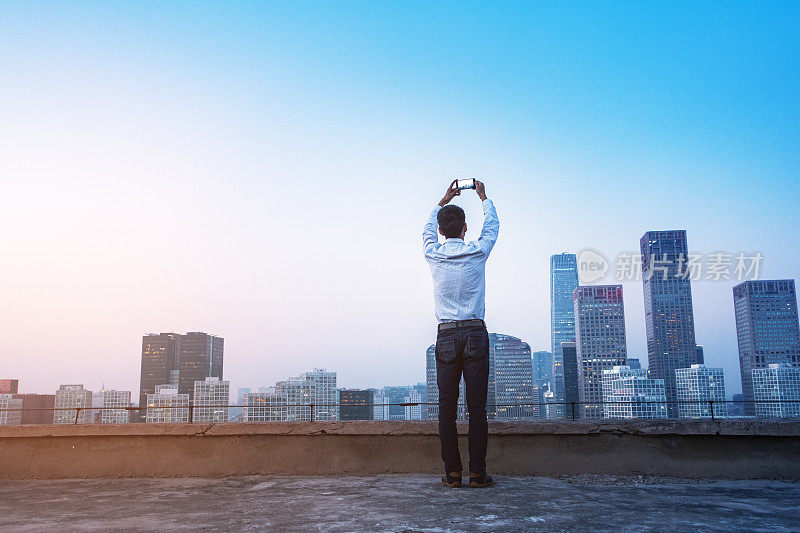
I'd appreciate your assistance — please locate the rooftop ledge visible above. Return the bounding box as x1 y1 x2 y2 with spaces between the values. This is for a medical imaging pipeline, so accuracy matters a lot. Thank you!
2 419 800 438
2 420 800 480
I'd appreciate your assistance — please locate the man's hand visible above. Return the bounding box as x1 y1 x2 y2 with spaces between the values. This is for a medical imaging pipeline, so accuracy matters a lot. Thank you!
475 180 488 201
438 180 461 207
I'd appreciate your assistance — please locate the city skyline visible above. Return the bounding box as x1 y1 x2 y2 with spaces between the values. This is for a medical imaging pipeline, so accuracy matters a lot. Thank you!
5 297 799 419
4 277 799 401
3 3 800 398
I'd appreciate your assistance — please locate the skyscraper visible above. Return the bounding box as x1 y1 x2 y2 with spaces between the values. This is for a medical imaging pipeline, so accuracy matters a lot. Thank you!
641 230 702 417
675 365 726 418
601 366 667 419
179 332 224 401
139 333 181 419
550 253 579 418
491 333 535 419
752 363 800 418
561 342 579 418
339 389 374 421
574 285 628 419
192 377 230 423
733 279 800 416
626 358 642 370
139 332 224 418
54 385 93 424
531 351 553 418
531 351 554 390
424 345 436 420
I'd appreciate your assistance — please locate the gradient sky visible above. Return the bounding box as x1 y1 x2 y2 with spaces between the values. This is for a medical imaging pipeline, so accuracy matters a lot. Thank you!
2 2 799 399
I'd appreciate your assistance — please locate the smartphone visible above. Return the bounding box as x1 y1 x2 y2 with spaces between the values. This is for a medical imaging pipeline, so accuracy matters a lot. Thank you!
456 178 476 190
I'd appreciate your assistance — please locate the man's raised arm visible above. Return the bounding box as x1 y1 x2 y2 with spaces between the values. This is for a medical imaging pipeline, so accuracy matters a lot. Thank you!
475 180 499 256
423 180 460 254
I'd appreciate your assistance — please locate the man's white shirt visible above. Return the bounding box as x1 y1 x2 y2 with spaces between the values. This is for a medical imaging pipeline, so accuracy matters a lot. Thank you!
423 199 499 323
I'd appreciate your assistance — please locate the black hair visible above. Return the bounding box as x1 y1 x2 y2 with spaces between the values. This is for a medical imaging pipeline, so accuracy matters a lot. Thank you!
437 204 466 238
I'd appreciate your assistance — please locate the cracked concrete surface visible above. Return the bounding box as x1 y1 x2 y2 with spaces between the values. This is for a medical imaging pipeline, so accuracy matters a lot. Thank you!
1 475 799 532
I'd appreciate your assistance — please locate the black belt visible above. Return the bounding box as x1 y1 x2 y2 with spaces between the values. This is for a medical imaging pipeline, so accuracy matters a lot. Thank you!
438 319 485 332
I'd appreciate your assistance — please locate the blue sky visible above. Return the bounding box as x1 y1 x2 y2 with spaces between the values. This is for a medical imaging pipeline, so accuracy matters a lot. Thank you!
1 2 799 397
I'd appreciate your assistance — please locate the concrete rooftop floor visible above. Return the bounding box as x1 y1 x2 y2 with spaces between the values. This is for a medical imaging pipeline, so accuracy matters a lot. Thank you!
1 475 799 532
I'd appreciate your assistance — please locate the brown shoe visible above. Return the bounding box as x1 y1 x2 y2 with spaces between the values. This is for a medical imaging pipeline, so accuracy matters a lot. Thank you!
469 472 494 488
441 472 462 487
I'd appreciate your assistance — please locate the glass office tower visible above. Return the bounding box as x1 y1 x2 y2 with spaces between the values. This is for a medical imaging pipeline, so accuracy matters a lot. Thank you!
178 332 225 402
640 231 702 417
733 279 800 415
139 332 224 419
550 253 579 418
491 333 535 419
574 285 628 419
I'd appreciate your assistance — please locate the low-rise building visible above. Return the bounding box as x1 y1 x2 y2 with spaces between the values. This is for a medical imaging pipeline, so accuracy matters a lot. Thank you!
752 363 800 418
601 366 667 419
242 389 289 421
193 377 230 423
145 385 189 423
54 385 93 424
339 389 373 421
404 390 423 420
101 389 132 424
675 365 726 418
12 394 55 425
0 394 23 425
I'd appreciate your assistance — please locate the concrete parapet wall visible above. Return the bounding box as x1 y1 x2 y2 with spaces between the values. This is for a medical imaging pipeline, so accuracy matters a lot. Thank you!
1 420 799 479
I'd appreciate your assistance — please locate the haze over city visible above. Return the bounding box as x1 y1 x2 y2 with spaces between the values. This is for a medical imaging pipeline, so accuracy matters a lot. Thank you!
2 3 799 398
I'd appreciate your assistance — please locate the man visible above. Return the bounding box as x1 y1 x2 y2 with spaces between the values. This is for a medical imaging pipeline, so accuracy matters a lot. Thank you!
423 179 499 488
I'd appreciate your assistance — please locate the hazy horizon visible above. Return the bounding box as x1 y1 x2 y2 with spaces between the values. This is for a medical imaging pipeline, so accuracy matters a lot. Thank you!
2 3 799 399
